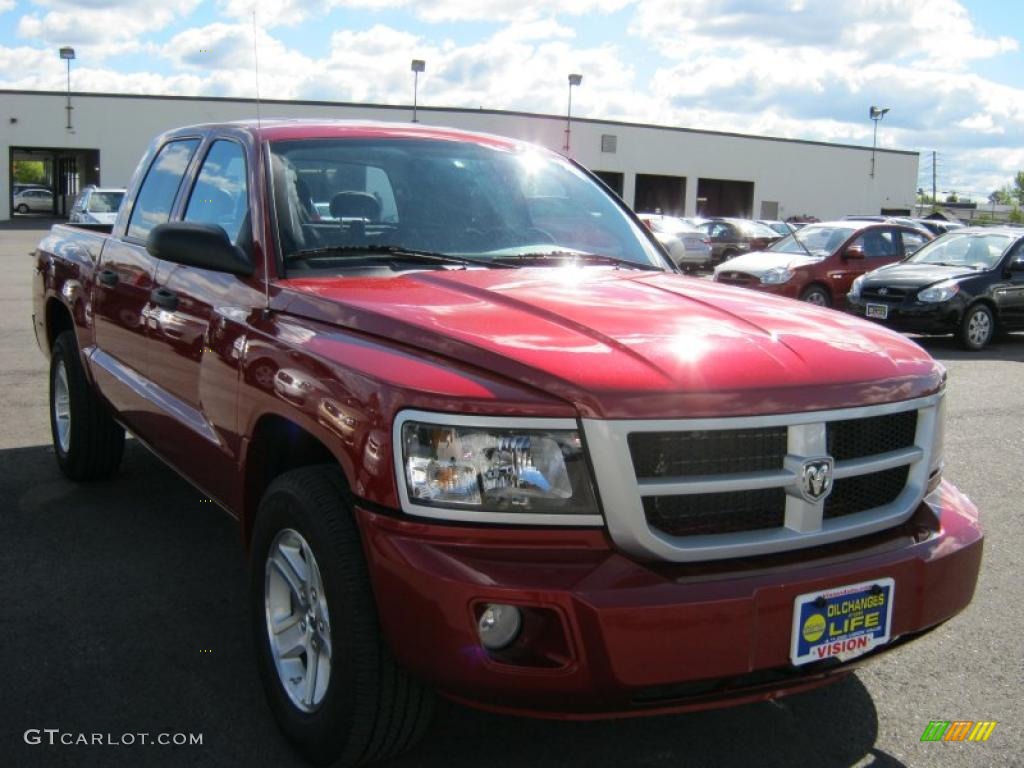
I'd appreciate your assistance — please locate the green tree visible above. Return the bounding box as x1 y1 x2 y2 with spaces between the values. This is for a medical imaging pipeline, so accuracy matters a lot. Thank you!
1014 172 1024 206
945 192 959 203
1009 206 1024 224
12 161 47 185
989 186 1013 205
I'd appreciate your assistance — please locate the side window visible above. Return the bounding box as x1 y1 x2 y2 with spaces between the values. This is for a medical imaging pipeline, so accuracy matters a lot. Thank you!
853 229 897 258
127 139 200 242
901 230 928 255
184 140 249 245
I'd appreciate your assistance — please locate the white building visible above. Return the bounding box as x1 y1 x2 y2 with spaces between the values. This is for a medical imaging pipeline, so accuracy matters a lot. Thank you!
1 88 918 223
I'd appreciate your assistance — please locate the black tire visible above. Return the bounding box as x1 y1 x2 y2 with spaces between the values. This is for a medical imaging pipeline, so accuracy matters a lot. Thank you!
959 303 995 351
16 203 30 214
49 330 125 480
250 466 433 766
800 285 831 307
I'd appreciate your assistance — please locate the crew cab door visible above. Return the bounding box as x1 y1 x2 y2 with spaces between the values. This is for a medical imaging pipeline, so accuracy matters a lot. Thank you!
90 138 200 430
146 137 259 504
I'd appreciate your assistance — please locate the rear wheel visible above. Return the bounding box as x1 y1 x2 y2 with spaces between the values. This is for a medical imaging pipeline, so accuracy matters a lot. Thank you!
959 304 994 350
250 466 433 766
16 203 29 214
800 285 831 307
49 330 125 480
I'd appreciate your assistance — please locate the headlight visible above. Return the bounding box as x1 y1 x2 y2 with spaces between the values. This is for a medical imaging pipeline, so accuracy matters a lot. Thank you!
395 412 600 524
918 281 959 303
760 267 793 285
850 275 865 298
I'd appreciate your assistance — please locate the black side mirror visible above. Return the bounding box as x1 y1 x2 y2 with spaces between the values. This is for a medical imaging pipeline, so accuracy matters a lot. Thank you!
1009 258 1024 273
146 222 254 276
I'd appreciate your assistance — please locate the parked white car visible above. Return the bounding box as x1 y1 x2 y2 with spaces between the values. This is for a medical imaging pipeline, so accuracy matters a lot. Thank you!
69 187 126 225
13 187 53 214
637 213 714 271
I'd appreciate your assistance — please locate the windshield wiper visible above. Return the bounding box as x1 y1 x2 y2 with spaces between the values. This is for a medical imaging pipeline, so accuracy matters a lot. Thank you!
287 245 506 269
783 231 815 259
493 251 665 271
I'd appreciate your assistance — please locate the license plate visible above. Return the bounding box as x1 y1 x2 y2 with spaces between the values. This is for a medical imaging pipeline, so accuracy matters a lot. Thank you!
866 303 888 319
790 578 895 666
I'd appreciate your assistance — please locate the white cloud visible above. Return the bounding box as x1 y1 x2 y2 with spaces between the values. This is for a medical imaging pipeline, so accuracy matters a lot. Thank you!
4 0 1024 197
17 0 201 58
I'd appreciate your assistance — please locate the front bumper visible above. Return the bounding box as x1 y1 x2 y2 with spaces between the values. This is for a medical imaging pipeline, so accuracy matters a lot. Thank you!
847 297 963 334
358 480 982 719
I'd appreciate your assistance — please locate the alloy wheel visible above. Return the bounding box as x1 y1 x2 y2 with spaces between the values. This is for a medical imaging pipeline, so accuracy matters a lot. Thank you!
967 309 992 348
53 360 71 454
264 528 333 713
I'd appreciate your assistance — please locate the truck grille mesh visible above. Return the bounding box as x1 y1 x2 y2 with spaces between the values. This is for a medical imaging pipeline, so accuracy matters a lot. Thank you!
633 410 921 540
824 466 909 519
643 489 786 537
827 411 917 462
628 428 786 477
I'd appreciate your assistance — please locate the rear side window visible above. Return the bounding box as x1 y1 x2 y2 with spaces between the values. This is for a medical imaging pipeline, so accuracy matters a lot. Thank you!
127 139 200 241
184 140 249 245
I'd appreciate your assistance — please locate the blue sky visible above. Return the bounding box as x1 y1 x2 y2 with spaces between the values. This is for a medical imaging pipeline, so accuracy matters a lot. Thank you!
2 0 1023 201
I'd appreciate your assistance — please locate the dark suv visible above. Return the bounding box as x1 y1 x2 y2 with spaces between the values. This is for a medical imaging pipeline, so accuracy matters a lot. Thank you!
702 218 782 263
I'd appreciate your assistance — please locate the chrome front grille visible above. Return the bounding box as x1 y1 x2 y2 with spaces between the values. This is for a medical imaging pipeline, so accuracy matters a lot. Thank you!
583 395 940 562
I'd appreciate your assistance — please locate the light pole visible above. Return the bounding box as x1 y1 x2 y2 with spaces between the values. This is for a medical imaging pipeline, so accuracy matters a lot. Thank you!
60 46 75 131
411 59 425 122
869 105 889 178
564 73 582 153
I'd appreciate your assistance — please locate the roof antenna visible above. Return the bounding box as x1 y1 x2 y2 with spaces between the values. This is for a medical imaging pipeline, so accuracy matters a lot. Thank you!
252 6 271 319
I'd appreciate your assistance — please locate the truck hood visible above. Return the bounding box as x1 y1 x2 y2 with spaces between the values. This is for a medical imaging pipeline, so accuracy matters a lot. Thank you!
277 268 942 419
716 250 825 276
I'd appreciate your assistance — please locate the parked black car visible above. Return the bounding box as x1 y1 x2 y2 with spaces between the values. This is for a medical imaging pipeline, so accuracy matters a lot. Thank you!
847 227 1024 350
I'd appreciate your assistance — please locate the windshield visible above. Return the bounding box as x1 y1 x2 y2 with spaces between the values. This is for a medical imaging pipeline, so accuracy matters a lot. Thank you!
907 232 1012 269
269 138 664 273
87 191 124 212
769 224 856 255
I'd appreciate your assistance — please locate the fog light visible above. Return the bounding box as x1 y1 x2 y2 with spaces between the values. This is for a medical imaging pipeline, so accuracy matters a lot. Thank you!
477 604 522 650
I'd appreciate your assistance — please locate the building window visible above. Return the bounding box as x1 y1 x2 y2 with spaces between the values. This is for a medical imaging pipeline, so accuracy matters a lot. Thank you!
601 134 617 153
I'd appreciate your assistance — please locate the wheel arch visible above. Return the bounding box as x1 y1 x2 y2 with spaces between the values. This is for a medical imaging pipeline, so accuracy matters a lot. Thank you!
800 282 832 302
241 413 351 547
45 297 75 357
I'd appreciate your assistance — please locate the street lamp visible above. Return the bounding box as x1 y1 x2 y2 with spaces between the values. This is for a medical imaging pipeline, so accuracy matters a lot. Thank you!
59 46 75 131
411 59 425 123
869 105 889 179
564 73 582 153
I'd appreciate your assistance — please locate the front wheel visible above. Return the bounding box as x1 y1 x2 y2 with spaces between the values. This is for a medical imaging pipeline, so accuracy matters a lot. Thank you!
959 304 994 350
800 285 831 307
16 203 30 214
49 331 125 480
250 466 433 766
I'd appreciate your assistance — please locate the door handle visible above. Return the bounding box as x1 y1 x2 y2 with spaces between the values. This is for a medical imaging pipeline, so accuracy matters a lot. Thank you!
97 269 119 287
150 287 179 312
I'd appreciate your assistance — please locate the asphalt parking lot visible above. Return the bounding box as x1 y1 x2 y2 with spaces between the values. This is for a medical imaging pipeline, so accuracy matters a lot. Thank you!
1 221 1021 768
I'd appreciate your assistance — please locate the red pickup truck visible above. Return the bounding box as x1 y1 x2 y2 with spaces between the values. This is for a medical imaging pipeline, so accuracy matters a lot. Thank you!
33 120 982 766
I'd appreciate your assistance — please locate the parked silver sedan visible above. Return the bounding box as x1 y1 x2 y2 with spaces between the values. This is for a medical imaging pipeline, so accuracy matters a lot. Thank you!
637 213 714 271
13 187 54 214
